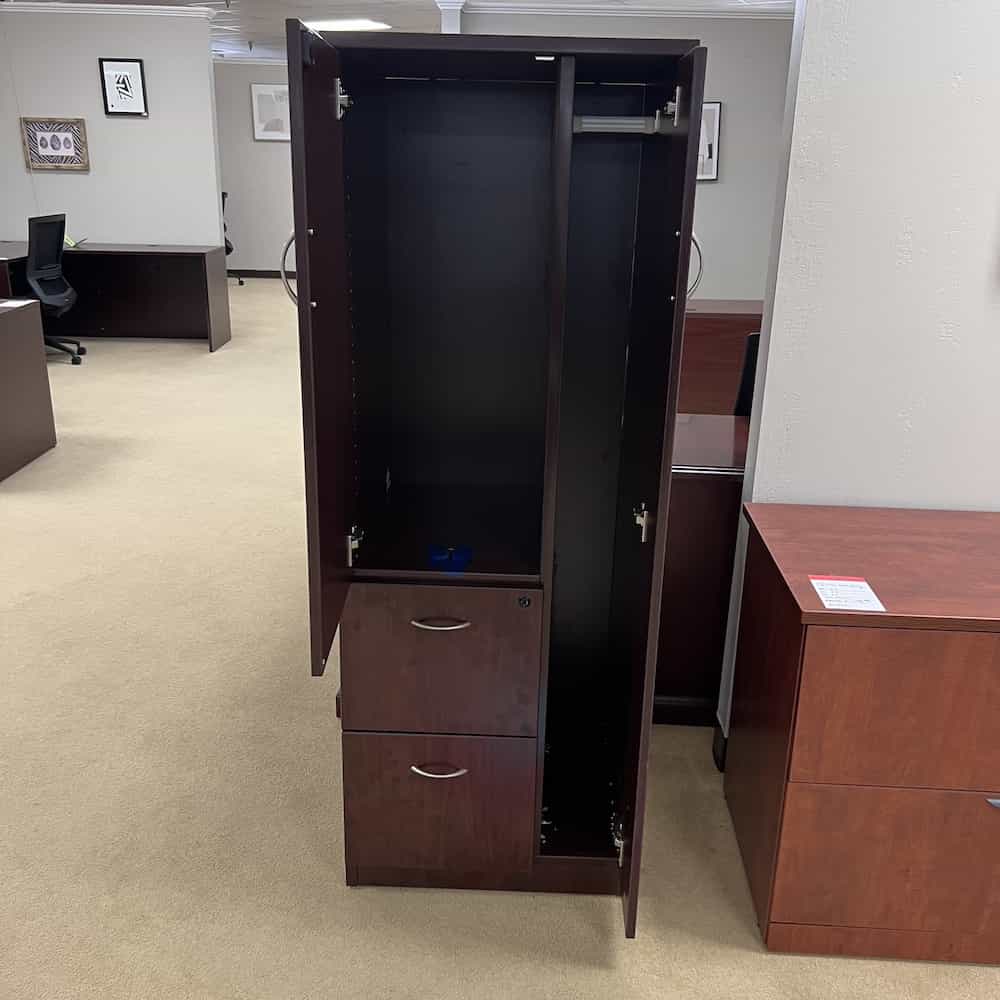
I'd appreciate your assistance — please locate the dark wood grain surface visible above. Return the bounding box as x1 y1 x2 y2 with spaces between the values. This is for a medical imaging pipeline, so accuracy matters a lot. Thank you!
287 24 354 675
792 626 1000 790
342 733 536 872
617 47 706 937
340 583 542 736
767 922 1000 965
746 503 1000 630
0 241 222 257
671 413 748 470
0 244 230 351
678 300 762 414
0 300 56 482
724 527 806 930
772 783 1000 933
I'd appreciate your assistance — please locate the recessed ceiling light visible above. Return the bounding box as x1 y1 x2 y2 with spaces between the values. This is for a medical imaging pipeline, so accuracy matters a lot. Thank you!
304 19 392 31
535 55 555 61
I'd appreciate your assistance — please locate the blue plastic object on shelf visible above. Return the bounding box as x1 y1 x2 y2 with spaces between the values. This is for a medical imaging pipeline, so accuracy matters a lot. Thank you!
428 545 472 572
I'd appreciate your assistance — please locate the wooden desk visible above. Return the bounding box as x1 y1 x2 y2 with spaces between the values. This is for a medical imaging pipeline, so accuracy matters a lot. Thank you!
0 299 56 481
0 242 231 352
654 413 748 725
680 299 762 414
727 503 1000 964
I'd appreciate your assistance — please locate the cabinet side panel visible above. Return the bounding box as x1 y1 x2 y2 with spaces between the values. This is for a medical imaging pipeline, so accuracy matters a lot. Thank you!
724 527 805 930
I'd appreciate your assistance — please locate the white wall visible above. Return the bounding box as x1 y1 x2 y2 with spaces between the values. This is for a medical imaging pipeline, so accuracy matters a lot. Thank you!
213 60 294 273
463 12 792 301
718 0 1000 731
0 5 223 246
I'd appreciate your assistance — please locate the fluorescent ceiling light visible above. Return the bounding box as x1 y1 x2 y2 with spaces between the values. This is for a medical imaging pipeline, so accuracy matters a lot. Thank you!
304 19 392 31
535 55 555 61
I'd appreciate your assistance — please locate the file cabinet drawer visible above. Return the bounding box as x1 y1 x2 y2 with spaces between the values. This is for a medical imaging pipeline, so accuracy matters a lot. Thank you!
343 733 536 873
340 583 542 736
772 783 1000 934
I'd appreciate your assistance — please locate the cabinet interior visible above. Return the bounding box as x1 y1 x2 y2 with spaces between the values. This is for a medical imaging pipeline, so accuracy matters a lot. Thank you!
339 51 686 858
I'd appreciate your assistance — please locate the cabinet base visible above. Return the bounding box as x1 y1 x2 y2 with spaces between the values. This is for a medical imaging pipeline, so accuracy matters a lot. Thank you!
767 922 1000 965
349 855 620 895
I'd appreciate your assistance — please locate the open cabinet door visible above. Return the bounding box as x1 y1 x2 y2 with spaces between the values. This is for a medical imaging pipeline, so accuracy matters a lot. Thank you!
286 22 355 677
610 46 706 937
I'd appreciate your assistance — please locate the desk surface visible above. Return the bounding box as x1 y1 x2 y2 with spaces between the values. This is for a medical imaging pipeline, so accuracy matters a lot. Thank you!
673 413 748 472
0 241 222 261
746 503 1000 631
686 298 763 316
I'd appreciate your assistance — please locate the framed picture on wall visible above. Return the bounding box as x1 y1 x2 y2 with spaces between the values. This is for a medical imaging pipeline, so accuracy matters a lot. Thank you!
698 102 722 181
20 117 90 172
99 59 149 117
251 84 291 141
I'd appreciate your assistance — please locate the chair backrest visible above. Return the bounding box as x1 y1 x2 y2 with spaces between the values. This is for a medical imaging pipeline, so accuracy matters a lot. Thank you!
734 331 761 418
27 214 67 280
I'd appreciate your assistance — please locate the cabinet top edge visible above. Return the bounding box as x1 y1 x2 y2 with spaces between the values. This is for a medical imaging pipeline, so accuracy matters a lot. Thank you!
745 502 1000 631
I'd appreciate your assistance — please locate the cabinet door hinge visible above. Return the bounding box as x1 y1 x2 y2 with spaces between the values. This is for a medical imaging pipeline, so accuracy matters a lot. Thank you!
347 524 363 567
612 817 626 867
335 78 353 120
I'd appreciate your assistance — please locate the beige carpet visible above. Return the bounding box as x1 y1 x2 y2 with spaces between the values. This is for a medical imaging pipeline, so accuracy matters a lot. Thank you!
2 280 996 999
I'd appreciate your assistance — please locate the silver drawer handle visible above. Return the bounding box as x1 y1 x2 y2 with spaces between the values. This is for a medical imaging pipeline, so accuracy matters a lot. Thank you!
987 798 1000 809
409 617 472 631
410 764 469 779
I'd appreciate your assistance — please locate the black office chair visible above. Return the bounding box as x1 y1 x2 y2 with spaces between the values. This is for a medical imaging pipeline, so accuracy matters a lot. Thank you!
222 192 244 286
733 332 760 418
26 214 85 365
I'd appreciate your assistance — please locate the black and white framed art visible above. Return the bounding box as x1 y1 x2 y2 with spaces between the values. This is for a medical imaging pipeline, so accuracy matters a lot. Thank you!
99 59 149 117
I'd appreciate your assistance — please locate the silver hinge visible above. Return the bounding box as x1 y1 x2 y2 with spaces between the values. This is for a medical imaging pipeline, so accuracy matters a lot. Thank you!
335 78 353 120
347 524 363 567
612 818 625 867
633 502 655 544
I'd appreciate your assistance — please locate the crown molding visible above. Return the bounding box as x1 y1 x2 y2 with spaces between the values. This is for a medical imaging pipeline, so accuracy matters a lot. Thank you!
463 1 793 18
212 55 287 67
0 2 215 19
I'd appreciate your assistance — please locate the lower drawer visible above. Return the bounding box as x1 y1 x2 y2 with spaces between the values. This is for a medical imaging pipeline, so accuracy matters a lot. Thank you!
343 733 536 873
772 783 1000 934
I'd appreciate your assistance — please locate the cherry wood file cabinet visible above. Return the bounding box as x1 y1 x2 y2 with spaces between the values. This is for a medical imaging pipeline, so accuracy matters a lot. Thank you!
285 23 706 937
726 503 1000 963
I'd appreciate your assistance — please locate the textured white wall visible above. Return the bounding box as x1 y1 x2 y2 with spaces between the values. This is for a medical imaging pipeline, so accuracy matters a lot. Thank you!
214 61 293 273
752 0 1000 508
718 0 1000 732
0 8 222 246
463 12 792 300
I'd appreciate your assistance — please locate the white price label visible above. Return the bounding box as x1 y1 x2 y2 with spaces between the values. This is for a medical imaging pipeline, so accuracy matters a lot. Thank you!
808 575 885 612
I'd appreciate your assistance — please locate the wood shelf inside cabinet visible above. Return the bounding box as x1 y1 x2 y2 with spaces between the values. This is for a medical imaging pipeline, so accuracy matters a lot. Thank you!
353 483 543 579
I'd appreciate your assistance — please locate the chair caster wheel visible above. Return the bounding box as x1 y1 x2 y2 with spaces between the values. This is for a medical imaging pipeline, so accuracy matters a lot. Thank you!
71 355 82 365
77 346 87 355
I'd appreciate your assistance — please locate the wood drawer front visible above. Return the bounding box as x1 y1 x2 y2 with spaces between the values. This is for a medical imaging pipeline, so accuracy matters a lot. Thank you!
772 783 1000 934
791 626 1000 790
340 583 542 736
343 733 536 873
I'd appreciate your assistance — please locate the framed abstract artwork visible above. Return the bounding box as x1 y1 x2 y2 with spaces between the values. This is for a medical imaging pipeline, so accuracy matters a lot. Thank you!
251 83 291 141
99 58 149 117
698 102 722 181
19 117 90 172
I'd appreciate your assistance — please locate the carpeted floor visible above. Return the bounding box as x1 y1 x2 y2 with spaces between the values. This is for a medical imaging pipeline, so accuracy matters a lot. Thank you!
2 279 997 999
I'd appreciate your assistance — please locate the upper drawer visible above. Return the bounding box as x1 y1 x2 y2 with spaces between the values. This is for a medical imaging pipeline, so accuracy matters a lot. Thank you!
791 626 1000 789
340 583 542 736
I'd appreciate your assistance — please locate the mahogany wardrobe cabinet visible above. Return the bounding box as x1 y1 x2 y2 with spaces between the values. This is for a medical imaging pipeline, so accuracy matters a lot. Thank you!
286 22 706 937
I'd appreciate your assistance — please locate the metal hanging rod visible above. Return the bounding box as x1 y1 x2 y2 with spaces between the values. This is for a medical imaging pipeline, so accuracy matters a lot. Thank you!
573 86 682 135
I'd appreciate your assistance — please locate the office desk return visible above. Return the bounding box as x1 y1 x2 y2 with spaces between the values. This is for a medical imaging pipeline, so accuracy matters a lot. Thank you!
0 242 231 352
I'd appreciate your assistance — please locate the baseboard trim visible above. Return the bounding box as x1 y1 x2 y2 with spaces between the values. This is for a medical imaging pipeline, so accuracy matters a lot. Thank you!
712 721 727 772
652 695 716 727
227 269 294 279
